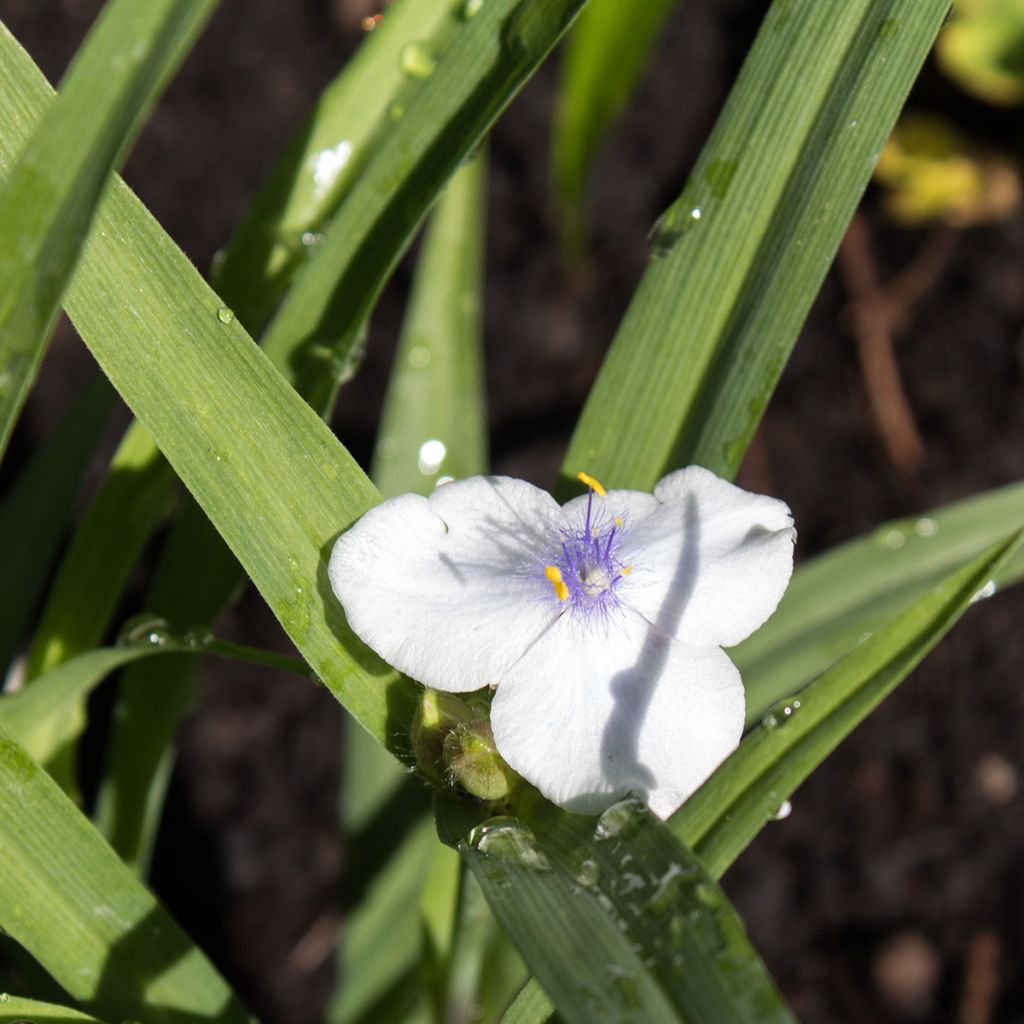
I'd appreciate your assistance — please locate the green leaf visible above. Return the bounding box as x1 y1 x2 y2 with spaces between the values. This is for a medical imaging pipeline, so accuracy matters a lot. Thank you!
372 153 488 496
438 794 795 1024
559 0 950 495
0 0 216 459
0 720 250 1022
30 0 456 693
552 0 680 246
332 154 493 1019
25 422 178 679
0 996 108 1022
259 0 589 416
328 816 439 1024
212 0 457 332
0 375 112 673
734 480 1024 722
500 979 556 1024
673 529 1024 879
937 0 1024 106
1 636 307 777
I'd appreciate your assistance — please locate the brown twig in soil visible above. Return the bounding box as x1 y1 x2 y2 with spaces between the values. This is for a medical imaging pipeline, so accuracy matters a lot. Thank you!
837 213 927 483
287 910 339 974
958 930 1001 1024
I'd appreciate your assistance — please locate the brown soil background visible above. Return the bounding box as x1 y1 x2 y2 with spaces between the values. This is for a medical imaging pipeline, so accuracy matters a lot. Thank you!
2 1 1023 1022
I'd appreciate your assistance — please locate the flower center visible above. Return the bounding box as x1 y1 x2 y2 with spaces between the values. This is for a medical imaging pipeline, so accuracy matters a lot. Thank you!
582 566 611 594
542 472 633 620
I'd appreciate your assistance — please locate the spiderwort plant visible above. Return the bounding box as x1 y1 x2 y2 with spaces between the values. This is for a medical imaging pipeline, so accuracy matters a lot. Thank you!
330 467 795 817
0 0 1018 1023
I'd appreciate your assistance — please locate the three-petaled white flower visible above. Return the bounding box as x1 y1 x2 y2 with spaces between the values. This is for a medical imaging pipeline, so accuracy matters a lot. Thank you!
329 467 795 819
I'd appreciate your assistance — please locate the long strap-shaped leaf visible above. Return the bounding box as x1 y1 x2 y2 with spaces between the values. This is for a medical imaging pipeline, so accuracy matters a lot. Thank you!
559 0 949 494
735 480 1024 721
259 0 589 415
0 996 108 1022
552 0 681 246
1 637 306 774
25 422 178 678
438 795 794 1024
0 0 217 459
0 375 112 674
0 26 411 753
331 155 495 1021
212 0 456 333
674 529 1024 876
501 529 1023 1024
0 721 250 1022
372 153 488 495
23 0 456 686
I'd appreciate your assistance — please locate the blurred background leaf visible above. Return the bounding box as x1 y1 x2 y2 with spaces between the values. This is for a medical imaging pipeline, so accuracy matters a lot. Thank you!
937 0 1024 105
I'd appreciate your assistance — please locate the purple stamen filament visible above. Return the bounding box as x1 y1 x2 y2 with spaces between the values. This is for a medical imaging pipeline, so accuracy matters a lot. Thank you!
543 474 632 621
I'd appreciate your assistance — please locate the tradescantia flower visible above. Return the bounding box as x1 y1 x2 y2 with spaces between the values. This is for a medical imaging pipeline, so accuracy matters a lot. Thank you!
329 467 795 819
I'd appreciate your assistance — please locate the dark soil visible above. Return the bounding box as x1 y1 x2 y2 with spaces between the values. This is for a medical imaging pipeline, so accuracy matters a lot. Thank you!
2 1 1023 1022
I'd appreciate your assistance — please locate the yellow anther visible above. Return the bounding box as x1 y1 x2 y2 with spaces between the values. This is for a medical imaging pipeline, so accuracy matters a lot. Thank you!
621 565 633 576
614 516 623 527
576 471 606 497
545 565 569 602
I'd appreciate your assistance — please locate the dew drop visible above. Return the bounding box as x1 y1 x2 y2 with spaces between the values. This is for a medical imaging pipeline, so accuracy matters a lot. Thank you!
883 528 906 549
0 993 9 1003
469 817 551 871
762 696 802 729
690 206 702 221
914 517 938 537
878 16 899 39
400 42 437 78
770 799 793 820
460 0 484 17
576 858 601 888
704 158 738 199
595 796 648 842
216 306 234 324
970 580 998 604
301 231 324 248
118 614 172 648
418 438 447 475
310 139 352 198
408 345 431 368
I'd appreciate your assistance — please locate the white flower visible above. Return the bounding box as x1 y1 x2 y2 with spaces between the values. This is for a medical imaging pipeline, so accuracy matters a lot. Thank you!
329 467 795 819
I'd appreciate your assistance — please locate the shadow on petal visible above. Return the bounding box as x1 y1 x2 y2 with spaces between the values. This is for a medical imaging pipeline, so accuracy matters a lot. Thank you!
600 494 700 798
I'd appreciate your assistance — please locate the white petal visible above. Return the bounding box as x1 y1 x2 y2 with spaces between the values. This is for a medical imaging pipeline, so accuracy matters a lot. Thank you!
618 466 795 648
491 610 744 818
329 476 563 692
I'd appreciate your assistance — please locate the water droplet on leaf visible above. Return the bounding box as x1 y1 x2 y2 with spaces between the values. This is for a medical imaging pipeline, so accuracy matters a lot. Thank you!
762 697 802 729
400 42 436 78
595 796 648 842
914 517 938 537
469 817 551 871
118 614 172 647
216 306 234 324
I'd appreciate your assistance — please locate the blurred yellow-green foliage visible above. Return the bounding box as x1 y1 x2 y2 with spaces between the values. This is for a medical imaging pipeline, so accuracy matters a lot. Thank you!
937 0 1024 104
874 113 1021 225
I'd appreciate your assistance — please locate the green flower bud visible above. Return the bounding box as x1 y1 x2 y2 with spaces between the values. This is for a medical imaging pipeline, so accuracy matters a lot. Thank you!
410 688 475 783
443 719 518 802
